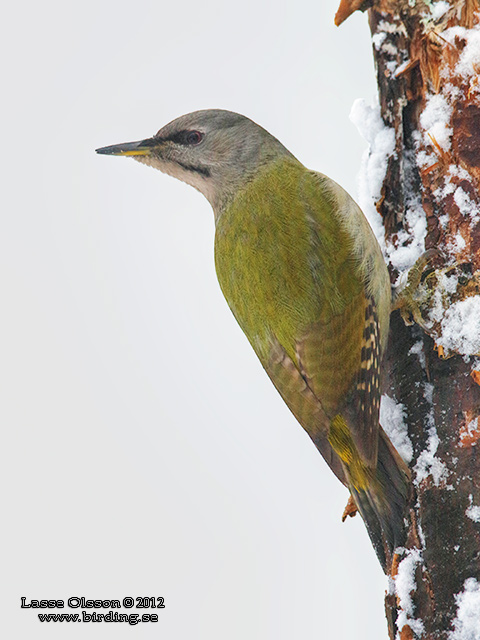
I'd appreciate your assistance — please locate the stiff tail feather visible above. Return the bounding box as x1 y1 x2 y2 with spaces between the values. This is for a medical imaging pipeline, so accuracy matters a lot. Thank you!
350 427 411 572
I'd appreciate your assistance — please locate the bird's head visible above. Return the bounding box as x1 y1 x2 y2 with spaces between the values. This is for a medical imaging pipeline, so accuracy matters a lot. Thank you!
96 109 295 214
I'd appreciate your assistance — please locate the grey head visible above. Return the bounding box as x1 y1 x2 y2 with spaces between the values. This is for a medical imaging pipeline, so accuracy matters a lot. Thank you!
96 109 297 215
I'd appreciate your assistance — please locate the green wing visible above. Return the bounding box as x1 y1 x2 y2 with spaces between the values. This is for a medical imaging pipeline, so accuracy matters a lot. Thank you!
294 292 382 468
263 336 347 485
215 158 384 472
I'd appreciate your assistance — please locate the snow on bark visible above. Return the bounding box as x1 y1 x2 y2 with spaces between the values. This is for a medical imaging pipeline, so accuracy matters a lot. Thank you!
465 495 480 523
392 548 425 638
380 394 414 463
413 384 447 486
437 296 480 356
350 98 395 253
449 578 480 640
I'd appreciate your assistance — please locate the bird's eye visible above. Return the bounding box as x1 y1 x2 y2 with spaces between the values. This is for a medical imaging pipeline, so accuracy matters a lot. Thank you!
185 130 203 145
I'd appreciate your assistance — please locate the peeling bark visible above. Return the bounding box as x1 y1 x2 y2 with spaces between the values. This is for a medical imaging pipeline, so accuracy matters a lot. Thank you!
339 1 480 638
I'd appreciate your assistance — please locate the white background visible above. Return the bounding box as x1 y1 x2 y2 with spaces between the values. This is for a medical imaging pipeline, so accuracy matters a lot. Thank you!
1 1 387 638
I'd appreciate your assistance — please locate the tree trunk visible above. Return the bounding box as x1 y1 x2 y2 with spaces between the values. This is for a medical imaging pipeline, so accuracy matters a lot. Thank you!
337 1 480 638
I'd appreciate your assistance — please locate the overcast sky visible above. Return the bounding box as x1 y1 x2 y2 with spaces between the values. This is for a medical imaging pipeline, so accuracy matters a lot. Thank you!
2 1 389 638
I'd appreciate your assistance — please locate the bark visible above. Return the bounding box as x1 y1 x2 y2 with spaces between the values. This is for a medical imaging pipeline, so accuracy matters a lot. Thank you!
338 1 480 638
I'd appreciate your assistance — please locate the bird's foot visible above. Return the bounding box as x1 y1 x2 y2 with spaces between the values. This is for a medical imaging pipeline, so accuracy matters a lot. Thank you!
342 494 358 522
392 250 480 358
392 249 442 328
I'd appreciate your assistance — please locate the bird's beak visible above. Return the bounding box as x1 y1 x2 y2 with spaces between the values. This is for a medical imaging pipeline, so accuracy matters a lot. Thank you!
95 137 157 157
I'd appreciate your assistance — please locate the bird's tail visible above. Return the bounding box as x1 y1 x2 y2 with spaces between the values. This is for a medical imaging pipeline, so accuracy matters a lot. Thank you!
349 427 412 572
328 414 412 572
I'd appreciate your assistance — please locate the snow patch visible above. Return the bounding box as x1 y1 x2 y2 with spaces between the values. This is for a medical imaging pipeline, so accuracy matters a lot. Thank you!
372 32 387 49
443 22 480 81
395 60 412 76
380 395 413 463
409 340 426 371
351 96 429 276
457 29 480 79
441 271 460 295
395 548 425 638
414 384 447 486
420 94 453 152
417 522 426 549
450 233 466 253
427 271 460 329
414 426 447 485
432 271 460 322
431 1 450 21
434 165 473 200
453 186 480 223
437 297 480 356
376 19 406 35
387 202 427 273
449 578 480 640
460 417 479 447
466 495 480 523
350 99 396 254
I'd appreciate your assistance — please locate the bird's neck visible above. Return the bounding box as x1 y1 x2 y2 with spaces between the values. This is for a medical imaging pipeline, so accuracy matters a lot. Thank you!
212 154 301 222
